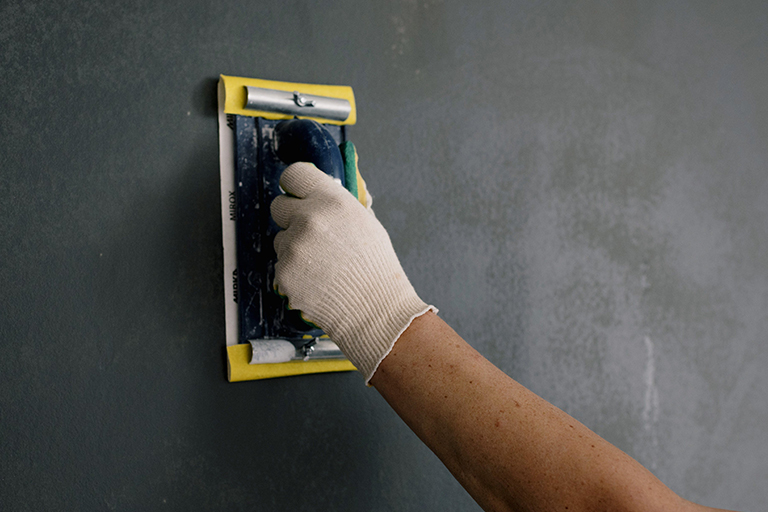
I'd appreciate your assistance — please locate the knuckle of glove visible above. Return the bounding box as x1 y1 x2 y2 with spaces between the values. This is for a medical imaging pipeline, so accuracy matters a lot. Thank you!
270 196 290 228
273 260 302 302
280 162 328 198
294 196 349 237
292 208 329 238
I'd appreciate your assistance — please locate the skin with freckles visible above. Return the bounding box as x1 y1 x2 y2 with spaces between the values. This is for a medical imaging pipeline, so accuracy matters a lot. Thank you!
370 311 735 512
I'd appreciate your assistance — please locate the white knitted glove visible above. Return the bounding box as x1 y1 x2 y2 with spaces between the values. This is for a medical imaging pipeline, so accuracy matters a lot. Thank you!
271 162 436 383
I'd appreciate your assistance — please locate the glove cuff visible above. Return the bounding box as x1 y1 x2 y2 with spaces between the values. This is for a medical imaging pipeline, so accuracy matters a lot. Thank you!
319 259 437 383
359 301 438 384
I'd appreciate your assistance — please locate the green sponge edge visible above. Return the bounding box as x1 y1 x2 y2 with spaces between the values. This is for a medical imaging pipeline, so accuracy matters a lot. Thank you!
339 141 359 200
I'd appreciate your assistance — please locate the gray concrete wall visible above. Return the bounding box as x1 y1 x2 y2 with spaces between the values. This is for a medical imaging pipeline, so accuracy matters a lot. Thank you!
1 1 765 510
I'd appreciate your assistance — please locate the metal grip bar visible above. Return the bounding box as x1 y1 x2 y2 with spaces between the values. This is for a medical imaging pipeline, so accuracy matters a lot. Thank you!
244 86 352 122
248 339 346 364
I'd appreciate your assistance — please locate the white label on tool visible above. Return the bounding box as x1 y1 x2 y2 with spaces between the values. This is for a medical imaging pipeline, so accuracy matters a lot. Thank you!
218 80 239 346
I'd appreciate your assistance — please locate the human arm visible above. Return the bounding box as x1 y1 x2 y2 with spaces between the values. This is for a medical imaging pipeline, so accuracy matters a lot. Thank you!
371 310 732 512
270 162 735 512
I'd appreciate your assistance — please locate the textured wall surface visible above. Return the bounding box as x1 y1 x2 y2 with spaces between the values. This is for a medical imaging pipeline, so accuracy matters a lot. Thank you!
1 1 766 510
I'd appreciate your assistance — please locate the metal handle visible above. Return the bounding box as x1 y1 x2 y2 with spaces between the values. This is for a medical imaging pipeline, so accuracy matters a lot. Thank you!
244 86 352 122
249 339 346 364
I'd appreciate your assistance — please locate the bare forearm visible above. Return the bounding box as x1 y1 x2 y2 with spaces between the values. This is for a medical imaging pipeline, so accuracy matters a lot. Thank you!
268 159 733 511
371 312 723 512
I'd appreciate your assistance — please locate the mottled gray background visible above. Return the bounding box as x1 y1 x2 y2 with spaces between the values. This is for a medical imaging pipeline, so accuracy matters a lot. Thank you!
1 1 766 510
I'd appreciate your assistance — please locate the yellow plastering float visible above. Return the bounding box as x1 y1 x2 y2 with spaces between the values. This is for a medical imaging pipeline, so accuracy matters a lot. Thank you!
217 75 361 381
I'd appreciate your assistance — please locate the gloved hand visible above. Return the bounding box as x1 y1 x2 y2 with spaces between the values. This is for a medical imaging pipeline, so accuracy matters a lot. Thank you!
271 161 436 383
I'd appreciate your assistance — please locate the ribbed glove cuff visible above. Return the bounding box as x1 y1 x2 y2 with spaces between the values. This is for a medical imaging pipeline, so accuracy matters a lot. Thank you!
334 296 437 384
301 240 437 383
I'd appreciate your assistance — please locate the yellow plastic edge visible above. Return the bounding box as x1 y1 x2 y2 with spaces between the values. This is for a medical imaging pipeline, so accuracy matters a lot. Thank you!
220 75 356 125
227 344 357 382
